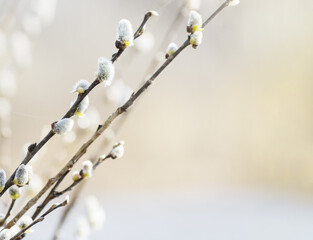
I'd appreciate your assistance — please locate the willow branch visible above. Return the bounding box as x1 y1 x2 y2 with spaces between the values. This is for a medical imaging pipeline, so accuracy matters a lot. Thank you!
10 199 69 240
52 183 84 240
0 11 154 198
32 152 112 220
5 1 232 228
0 199 15 227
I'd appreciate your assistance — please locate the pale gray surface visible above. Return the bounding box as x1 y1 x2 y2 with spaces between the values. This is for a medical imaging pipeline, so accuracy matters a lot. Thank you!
29 188 313 240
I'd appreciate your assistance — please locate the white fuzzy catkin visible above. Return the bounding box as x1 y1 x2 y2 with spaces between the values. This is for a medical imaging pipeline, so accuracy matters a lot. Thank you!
116 19 134 48
82 160 93 179
52 118 74 135
187 10 203 33
228 0 240 6
190 31 203 49
18 216 33 230
0 169 6 192
76 216 90 240
14 164 28 186
96 57 114 86
85 196 106 229
110 141 125 159
75 96 89 117
0 229 11 240
165 42 178 59
71 80 90 94
9 185 21 199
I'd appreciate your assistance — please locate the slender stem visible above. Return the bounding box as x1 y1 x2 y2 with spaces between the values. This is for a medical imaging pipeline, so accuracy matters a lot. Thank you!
0 11 154 198
202 0 230 28
52 184 84 240
0 199 15 227
5 1 231 229
10 200 68 240
32 154 111 220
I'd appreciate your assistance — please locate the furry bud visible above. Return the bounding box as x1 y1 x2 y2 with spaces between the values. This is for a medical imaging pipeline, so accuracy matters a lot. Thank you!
9 185 21 199
190 31 203 49
52 118 74 135
116 19 134 49
71 80 90 94
187 10 203 33
110 141 125 159
165 43 178 59
96 57 114 86
0 169 6 192
0 229 11 240
72 170 82 181
81 160 93 179
18 216 33 230
14 164 28 186
75 96 89 118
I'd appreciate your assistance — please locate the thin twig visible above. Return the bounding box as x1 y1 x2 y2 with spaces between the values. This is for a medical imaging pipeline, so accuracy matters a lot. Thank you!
0 11 155 198
52 183 84 240
5 0 232 228
10 199 69 240
32 153 112 220
0 199 15 227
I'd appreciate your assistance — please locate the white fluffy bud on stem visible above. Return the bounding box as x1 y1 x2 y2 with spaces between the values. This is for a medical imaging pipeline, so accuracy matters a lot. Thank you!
9 185 21 199
0 229 11 240
165 43 178 59
81 160 93 179
75 96 89 118
187 10 203 33
52 118 74 135
0 169 6 192
116 19 134 50
190 31 203 49
96 57 114 86
13 164 28 186
110 141 125 159
71 80 90 94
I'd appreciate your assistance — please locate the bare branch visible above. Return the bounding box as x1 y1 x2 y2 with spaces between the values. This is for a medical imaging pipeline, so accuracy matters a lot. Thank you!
0 11 155 198
0 199 16 227
5 0 232 228
10 199 69 240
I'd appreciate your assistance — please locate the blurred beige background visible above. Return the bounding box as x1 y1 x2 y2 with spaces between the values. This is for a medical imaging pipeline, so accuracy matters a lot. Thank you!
1 0 313 239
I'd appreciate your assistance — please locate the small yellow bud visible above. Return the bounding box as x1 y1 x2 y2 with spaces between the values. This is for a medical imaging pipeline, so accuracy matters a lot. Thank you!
187 11 203 33
81 160 93 179
190 31 203 49
72 170 82 181
9 185 21 199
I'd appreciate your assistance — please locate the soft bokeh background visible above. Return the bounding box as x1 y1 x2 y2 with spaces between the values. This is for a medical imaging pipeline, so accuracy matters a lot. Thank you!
1 0 313 239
